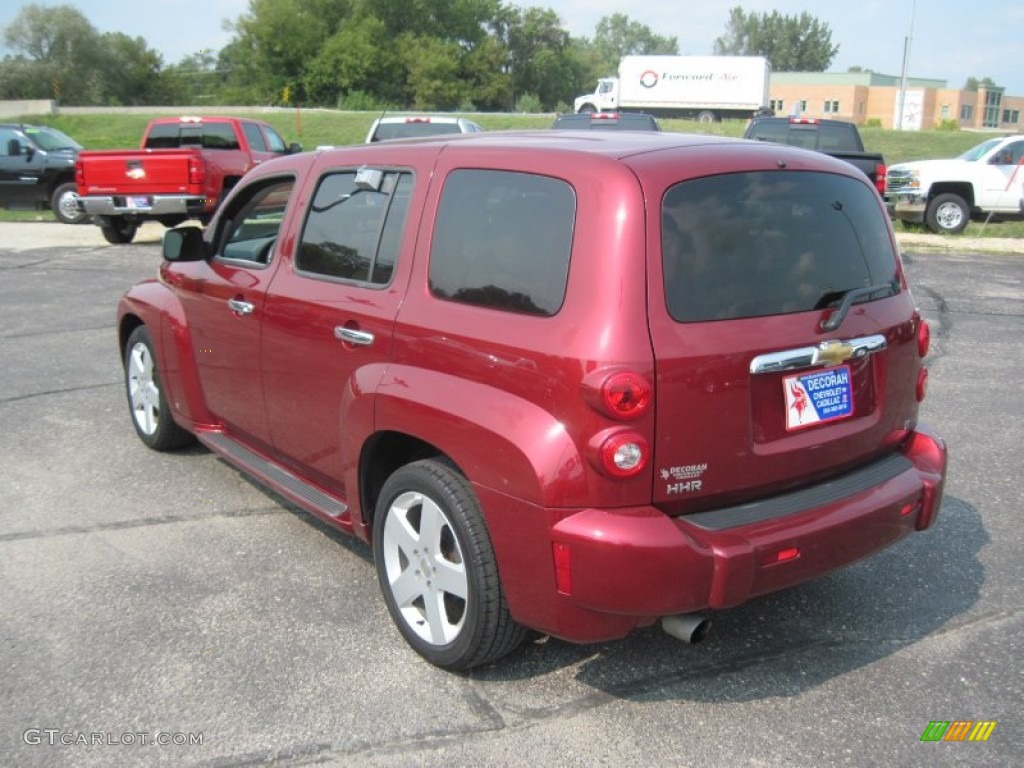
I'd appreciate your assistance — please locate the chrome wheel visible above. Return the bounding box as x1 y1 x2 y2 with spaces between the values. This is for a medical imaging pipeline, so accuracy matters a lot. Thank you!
51 182 86 224
373 460 525 669
128 340 160 436
381 490 468 645
123 326 194 451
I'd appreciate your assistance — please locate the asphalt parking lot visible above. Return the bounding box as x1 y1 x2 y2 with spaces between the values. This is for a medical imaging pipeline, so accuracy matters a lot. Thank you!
1 223 1021 767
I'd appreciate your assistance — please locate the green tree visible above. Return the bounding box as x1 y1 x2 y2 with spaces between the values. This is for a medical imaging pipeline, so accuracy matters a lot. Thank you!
1 3 102 103
222 0 353 103
713 6 838 71
505 7 578 111
592 13 678 71
96 33 168 105
304 15 402 106
964 76 997 91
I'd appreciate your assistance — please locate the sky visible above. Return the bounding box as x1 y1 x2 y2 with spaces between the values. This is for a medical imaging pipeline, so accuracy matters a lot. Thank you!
1 0 1022 97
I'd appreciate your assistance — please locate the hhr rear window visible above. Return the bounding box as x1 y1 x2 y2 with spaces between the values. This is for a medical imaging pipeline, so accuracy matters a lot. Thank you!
662 171 899 322
429 170 575 316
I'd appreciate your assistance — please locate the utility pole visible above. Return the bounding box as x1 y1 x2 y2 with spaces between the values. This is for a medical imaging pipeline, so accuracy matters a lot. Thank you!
896 0 917 130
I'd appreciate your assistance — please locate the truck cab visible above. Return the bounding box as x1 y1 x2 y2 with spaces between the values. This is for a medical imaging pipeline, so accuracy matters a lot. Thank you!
574 79 618 114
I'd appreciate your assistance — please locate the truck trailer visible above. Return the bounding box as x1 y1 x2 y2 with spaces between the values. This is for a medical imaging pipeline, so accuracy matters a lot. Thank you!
574 55 771 122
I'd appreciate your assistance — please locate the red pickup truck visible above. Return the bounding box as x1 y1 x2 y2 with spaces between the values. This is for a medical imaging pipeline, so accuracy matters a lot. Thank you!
75 116 300 244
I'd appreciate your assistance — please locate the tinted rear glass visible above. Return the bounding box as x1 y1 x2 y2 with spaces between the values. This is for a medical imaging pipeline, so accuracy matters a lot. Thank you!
430 170 575 316
553 114 660 131
144 122 240 149
662 171 898 322
371 122 463 141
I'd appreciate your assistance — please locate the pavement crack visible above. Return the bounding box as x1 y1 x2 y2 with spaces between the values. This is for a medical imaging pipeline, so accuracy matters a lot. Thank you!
0 381 118 405
0 505 289 542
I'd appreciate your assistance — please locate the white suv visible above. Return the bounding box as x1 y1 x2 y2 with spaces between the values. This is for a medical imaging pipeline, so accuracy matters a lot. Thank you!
365 115 483 143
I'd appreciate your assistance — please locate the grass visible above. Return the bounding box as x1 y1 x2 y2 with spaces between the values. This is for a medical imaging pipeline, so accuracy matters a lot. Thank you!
3 109 1020 238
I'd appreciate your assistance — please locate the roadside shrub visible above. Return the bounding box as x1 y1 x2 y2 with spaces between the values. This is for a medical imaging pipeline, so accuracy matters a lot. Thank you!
338 90 387 111
936 119 960 132
864 118 882 128
515 93 543 114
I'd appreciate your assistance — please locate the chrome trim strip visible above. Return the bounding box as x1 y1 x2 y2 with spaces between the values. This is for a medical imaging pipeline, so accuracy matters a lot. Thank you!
749 334 887 374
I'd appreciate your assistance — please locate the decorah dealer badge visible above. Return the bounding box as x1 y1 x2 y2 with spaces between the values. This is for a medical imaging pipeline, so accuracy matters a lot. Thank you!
783 365 853 430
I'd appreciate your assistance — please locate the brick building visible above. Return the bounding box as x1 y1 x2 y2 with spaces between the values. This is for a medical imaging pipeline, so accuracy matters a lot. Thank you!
768 71 1024 131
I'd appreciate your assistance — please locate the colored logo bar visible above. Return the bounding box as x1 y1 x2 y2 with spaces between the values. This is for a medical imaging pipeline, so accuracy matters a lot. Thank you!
920 721 997 742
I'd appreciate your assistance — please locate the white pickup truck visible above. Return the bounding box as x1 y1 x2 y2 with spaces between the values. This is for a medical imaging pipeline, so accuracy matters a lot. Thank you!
886 135 1024 233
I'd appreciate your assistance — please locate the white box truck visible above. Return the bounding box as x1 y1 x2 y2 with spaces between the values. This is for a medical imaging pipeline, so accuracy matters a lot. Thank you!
574 55 771 122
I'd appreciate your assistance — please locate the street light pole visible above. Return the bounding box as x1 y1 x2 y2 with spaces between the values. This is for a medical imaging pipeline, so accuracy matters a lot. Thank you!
896 0 917 130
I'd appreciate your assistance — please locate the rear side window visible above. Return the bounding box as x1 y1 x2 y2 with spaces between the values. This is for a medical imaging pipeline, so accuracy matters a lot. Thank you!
144 124 179 149
297 170 412 285
242 122 267 152
429 170 575 316
662 171 898 322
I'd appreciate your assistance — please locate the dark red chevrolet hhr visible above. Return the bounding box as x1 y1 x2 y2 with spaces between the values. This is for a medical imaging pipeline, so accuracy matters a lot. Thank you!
118 130 947 669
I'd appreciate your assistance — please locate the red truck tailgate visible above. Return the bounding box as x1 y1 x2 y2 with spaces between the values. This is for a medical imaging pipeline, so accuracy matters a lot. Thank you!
76 149 200 195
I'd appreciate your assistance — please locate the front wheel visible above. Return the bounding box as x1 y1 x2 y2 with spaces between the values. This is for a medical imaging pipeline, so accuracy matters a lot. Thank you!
373 459 525 670
925 193 969 234
51 181 86 224
100 218 139 244
124 326 195 451
696 110 717 123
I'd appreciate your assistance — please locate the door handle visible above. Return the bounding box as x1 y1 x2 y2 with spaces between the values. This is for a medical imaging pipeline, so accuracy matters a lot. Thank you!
334 326 374 346
227 298 254 315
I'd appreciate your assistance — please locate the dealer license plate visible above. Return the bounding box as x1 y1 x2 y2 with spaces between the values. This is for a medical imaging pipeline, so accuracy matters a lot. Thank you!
126 196 150 209
783 365 853 431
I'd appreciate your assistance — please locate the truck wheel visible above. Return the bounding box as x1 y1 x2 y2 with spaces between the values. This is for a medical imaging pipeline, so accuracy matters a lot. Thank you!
578 104 596 114
100 219 139 244
124 326 194 451
696 110 717 123
51 182 86 224
373 459 526 670
925 193 969 234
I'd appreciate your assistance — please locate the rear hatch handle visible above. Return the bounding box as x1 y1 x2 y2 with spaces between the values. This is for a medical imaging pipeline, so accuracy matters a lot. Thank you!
750 334 887 375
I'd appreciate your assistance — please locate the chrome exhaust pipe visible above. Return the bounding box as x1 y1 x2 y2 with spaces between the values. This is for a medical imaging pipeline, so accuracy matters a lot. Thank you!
661 613 711 644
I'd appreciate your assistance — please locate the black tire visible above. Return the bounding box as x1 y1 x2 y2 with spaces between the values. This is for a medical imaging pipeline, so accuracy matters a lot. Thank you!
123 326 195 451
373 459 526 670
101 218 139 244
50 181 86 225
578 104 596 114
696 110 717 123
925 193 969 234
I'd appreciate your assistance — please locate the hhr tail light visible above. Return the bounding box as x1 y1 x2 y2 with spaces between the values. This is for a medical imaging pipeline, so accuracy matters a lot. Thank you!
589 428 649 478
581 368 652 421
917 319 931 357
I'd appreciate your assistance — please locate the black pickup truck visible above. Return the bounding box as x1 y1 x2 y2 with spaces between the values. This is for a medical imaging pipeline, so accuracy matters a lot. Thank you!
743 117 886 196
0 123 86 224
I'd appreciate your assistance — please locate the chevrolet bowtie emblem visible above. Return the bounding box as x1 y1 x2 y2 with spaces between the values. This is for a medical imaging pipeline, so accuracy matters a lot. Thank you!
126 167 146 180
814 340 855 366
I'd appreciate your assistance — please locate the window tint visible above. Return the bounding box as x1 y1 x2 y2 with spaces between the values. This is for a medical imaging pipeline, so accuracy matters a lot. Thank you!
662 171 899 322
371 122 464 141
242 122 267 152
817 122 857 151
144 123 179 149
297 170 411 285
144 122 240 149
263 126 287 153
201 123 240 150
429 170 575 316
217 178 294 265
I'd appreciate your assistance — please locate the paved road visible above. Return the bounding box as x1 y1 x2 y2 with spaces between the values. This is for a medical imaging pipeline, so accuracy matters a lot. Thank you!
1 224 1021 767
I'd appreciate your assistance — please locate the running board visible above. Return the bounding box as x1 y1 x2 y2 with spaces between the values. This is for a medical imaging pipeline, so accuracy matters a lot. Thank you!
197 430 351 528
